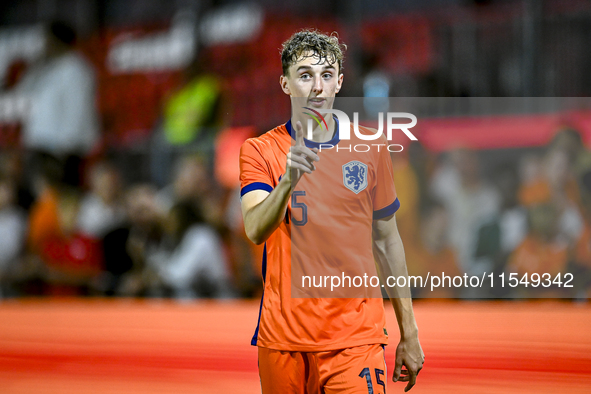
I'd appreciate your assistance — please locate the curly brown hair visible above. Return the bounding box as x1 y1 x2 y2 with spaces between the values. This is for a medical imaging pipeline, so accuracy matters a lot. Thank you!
281 29 346 76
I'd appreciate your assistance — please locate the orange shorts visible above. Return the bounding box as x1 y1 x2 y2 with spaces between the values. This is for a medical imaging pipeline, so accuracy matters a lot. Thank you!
258 344 387 394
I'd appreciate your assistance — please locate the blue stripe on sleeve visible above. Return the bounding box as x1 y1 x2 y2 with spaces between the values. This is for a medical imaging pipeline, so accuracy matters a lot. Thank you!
373 198 400 220
241 182 273 197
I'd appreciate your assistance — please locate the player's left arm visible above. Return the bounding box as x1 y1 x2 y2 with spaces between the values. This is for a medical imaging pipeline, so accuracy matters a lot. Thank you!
372 214 424 392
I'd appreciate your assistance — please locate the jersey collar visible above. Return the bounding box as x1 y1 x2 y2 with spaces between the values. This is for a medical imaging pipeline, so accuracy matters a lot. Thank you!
286 115 341 149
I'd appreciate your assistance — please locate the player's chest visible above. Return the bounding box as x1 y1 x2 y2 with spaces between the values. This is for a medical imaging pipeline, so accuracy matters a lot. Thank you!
269 148 376 207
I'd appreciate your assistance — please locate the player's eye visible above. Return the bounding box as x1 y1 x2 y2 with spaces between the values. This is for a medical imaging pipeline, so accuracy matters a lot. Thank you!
300 73 311 80
322 73 333 79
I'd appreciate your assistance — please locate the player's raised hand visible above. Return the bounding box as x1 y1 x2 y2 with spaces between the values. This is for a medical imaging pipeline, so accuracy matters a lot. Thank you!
285 120 319 185
393 336 424 392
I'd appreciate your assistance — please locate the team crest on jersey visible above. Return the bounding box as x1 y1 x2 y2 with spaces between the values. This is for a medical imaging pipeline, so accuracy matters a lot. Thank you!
342 161 368 194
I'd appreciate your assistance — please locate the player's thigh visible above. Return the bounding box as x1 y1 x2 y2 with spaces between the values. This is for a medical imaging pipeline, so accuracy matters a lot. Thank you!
322 344 387 394
258 347 310 394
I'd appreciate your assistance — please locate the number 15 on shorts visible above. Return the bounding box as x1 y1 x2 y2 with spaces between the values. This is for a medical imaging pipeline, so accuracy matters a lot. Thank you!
360 368 386 393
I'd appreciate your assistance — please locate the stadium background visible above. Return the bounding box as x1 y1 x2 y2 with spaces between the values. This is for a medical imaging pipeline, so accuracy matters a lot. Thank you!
0 0 590 392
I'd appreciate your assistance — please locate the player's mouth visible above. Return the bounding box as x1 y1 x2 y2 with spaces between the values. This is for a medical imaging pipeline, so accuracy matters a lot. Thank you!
308 97 326 107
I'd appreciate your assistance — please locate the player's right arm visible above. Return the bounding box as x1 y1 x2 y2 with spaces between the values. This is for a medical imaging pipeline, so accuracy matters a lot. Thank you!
241 121 319 245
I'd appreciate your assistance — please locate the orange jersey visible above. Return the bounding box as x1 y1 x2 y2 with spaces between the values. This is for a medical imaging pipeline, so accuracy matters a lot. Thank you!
240 119 399 352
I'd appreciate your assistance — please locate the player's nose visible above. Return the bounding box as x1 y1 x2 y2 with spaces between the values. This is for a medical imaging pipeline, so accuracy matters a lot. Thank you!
312 77 323 94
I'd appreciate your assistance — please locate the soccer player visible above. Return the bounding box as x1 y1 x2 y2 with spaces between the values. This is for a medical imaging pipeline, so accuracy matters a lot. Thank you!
240 30 424 393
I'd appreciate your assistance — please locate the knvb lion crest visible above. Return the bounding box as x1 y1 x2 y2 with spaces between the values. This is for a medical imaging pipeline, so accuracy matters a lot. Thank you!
342 161 368 194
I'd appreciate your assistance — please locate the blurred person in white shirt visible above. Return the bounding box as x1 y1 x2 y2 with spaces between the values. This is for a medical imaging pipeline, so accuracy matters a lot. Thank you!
16 21 99 197
16 21 99 157
430 148 500 276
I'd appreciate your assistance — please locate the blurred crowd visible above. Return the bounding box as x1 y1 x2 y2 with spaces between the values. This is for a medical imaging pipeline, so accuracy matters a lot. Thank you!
399 130 591 299
1 20 591 301
0 148 257 299
0 21 261 300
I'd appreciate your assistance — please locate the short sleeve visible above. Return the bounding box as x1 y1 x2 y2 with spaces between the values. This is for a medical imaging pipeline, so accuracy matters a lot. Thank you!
372 140 399 220
239 139 274 198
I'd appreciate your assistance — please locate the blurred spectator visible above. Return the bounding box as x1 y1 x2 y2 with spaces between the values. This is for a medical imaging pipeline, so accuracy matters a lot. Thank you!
162 62 222 146
25 154 102 295
407 141 436 213
361 53 390 116
77 161 125 238
15 21 99 157
15 21 99 196
27 153 72 254
472 164 528 296
155 154 206 211
150 54 223 187
544 148 584 244
155 154 223 226
517 139 584 251
146 201 233 299
518 138 581 213
517 153 550 206
507 203 569 297
0 173 27 297
430 148 500 275
571 171 591 297
100 225 134 296
405 201 461 298
105 184 163 297
0 151 34 211
491 164 529 253
550 128 591 179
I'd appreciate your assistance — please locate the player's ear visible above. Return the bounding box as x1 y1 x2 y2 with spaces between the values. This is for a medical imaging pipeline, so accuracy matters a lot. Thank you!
280 75 291 95
335 73 344 94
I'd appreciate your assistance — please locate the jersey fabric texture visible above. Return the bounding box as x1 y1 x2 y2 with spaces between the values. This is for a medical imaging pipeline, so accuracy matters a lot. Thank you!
240 119 399 352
